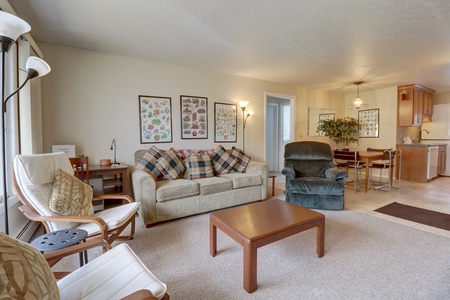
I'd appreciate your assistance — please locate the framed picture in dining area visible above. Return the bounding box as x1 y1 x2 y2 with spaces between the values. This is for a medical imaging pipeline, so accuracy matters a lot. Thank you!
180 95 208 139
214 102 237 142
138 95 173 143
358 108 379 138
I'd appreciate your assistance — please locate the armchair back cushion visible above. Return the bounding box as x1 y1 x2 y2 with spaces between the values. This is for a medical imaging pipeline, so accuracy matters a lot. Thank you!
284 141 334 178
13 152 80 232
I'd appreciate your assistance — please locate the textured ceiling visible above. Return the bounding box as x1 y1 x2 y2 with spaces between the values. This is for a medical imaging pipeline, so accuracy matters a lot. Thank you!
8 0 450 94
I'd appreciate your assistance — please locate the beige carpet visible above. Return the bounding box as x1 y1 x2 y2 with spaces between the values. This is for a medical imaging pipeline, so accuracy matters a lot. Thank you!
53 207 450 300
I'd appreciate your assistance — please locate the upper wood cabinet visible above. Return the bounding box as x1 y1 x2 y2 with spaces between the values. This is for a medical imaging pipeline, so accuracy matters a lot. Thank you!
398 84 435 126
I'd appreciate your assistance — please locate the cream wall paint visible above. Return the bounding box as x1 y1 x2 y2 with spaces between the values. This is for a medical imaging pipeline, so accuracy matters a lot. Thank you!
39 43 301 164
343 86 398 150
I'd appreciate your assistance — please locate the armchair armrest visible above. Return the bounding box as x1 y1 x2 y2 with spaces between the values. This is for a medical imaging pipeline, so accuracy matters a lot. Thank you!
44 238 111 268
19 205 109 241
282 167 295 182
325 168 348 181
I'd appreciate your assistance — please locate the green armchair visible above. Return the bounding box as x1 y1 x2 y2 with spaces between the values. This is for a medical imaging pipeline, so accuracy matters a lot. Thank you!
282 141 347 210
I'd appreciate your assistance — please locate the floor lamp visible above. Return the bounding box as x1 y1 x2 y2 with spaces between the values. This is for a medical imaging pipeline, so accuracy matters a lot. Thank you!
239 101 254 153
1 11 51 234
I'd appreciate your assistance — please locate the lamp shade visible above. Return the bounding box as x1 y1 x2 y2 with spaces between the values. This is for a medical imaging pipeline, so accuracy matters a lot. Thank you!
239 101 249 108
25 56 51 78
0 11 30 41
247 109 254 116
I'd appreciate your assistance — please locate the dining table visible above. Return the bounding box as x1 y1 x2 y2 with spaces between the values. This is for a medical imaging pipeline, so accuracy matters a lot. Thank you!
357 151 384 193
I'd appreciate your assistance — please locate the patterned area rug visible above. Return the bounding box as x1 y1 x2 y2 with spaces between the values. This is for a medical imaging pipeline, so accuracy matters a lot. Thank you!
375 202 450 231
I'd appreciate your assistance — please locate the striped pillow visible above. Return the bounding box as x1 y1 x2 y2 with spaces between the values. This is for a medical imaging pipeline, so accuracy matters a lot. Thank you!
230 146 251 173
186 154 214 179
155 148 186 180
136 146 164 180
211 145 237 175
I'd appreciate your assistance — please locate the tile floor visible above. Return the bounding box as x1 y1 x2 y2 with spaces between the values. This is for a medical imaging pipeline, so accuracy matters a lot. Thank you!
269 172 450 239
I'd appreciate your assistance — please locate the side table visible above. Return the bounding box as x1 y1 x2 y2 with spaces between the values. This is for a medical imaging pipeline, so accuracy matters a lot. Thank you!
31 229 89 266
268 173 276 196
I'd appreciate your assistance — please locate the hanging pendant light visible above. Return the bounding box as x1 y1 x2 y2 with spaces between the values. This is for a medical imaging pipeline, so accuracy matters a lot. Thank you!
353 81 364 109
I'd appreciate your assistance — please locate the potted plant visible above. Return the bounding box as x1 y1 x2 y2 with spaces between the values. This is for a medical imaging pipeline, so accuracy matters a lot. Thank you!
316 117 359 146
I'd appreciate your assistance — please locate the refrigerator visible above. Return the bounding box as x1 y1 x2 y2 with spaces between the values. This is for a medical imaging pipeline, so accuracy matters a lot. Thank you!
421 104 450 176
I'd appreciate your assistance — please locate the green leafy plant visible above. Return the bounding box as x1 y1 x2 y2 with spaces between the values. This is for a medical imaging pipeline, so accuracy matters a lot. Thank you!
316 117 359 146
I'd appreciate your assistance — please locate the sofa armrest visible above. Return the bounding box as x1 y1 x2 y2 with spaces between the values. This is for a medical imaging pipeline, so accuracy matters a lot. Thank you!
246 161 269 199
131 168 157 227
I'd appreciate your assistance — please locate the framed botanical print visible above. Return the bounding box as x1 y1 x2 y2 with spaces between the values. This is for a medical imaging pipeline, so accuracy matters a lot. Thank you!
214 102 237 142
180 95 208 139
138 95 172 143
358 108 379 138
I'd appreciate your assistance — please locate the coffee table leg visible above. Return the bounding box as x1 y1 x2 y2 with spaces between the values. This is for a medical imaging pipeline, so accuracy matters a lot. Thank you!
243 241 257 293
210 220 217 257
317 217 325 257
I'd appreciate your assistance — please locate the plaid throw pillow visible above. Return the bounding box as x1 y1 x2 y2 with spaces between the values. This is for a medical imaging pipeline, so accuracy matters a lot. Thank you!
155 148 186 180
186 154 214 179
230 146 251 173
136 146 164 180
211 145 237 175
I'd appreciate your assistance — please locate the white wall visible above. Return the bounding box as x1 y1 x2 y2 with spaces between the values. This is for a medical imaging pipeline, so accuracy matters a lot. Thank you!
38 43 402 168
39 43 301 164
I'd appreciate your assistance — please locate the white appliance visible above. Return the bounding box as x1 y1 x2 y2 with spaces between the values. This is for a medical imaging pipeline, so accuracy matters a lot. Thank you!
421 104 450 176
427 146 439 180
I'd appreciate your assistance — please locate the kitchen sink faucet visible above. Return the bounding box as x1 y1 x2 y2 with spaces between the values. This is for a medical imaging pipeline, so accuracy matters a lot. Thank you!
417 129 430 143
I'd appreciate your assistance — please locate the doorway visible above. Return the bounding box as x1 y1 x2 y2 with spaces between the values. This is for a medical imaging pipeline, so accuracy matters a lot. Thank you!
264 93 296 172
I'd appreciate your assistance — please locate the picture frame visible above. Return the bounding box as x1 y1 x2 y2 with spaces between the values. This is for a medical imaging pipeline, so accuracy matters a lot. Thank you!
214 102 237 143
318 113 335 136
180 95 208 139
138 95 173 143
358 108 379 138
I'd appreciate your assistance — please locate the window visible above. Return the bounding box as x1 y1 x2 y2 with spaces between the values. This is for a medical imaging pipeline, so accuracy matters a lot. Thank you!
281 103 290 142
0 40 23 209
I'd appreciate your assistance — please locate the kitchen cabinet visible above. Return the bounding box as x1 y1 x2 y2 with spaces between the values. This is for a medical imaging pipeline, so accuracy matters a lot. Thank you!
438 145 447 175
397 144 445 182
397 145 428 183
398 84 435 126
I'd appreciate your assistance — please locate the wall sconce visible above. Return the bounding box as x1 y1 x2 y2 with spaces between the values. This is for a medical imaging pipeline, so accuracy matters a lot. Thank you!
1 11 51 234
239 101 254 152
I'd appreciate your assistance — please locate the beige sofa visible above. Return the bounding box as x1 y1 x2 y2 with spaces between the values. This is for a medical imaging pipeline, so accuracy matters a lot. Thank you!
132 149 269 227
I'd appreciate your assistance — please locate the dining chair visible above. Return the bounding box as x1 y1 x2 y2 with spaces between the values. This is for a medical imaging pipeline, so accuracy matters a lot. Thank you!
69 156 105 211
69 156 90 184
333 149 364 191
367 148 402 191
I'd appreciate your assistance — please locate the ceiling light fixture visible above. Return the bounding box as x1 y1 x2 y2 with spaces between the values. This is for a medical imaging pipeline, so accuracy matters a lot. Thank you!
347 81 369 110
353 81 364 109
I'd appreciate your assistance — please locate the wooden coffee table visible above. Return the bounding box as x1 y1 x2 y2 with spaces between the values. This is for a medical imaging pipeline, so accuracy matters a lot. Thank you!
210 199 325 293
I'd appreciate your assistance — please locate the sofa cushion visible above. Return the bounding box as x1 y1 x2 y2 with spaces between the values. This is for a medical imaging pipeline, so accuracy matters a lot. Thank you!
186 154 214 179
219 173 262 189
211 145 237 175
49 169 94 216
230 146 251 173
156 179 199 202
155 148 186 180
135 146 164 180
193 177 233 195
